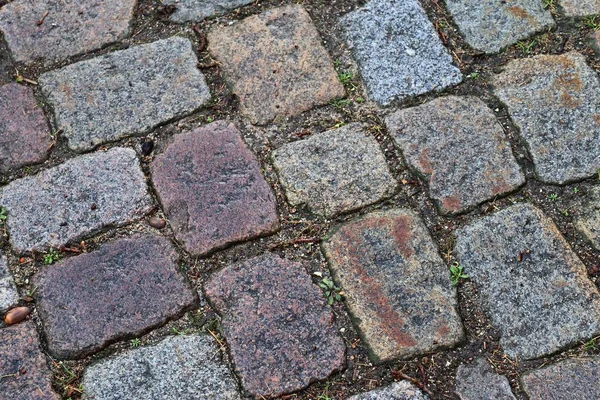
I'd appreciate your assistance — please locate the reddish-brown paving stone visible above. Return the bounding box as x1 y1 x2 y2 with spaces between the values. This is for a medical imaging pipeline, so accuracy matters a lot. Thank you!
151 121 279 256
207 5 345 125
0 83 51 173
559 0 600 16
34 235 197 360
322 208 464 363
205 254 346 398
0 321 60 400
0 0 136 65
385 96 524 215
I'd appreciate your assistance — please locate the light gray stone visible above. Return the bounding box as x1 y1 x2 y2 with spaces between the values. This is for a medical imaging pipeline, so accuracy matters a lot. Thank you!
82 334 241 400
385 96 525 215
164 0 254 22
0 148 152 252
560 0 600 16
0 254 18 312
340 0 462 106
455 204 600 360
272 123 397 218
576 186 600 251
494 52 600 184
40 37 211 152
348 381 428 400
455 357 516 400
445 0 554 53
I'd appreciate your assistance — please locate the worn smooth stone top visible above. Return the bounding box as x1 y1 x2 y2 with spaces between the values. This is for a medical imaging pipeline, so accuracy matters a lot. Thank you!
0 254 19 313
340 0 462 105
151 121 279 255
385 96 525 214
445 0 554 53
0 147 152 252
40 37 211 152
0 83 52 173
348 381 428 400
560 0 600 16
163 0 254 22
455 357 516 400
83 334 241 400
576 186 600 251
0 0 137 65
455 204 600 360
494 52 600 184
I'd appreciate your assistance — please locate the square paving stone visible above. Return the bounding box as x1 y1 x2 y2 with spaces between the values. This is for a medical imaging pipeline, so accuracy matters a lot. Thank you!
272 123 397 218
340 0 462 106
205 254 346 398
454 203 600 360
576 186 600 250
163 0 254 22
82 334 241 400
151 121 279 256
385 96 525 215
34 235 197 360
521 357 600 400
0 147 152 253
207 5 345 125
347 381 428 400
560 0 600 16
0 0 136 65
40 36 211 152
322 209 464 363
445 0 554 53
455 357 516 400
494 51 600 184
0 254 19 313
0 83 52 173
0 322 60 400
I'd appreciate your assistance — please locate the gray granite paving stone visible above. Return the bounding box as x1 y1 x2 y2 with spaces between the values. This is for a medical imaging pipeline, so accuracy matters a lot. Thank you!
348 381 428 400
0 321 60 400
340 0 462 106
494 52 600 184
35 235 197 359
0 147 151 253
151 121 279 255
322 209 464 363
0 0 136 65
455 357 516 400
82 334 241 400
205 254 346 398
445 0 554 53
208 5 345 125
40 37 211 152
455 203 600 360
576 186 600 250
272 123 397 218
0 254 18 313
560 0 600 16
163 0 254 22
0 83 52 173
521 357 600 400
385 96 525 215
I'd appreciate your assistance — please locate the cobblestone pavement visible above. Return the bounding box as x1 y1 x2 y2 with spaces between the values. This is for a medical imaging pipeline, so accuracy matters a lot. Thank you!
1 0 600 399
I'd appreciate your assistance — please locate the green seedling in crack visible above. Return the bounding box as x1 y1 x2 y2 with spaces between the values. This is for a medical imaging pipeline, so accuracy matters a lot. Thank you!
44 248 61 265
450 262 469 286
319 277 343 306
0 207 7 225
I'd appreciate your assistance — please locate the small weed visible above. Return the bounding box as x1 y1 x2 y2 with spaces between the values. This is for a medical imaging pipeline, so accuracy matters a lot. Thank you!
584 337 599 351
319 277 343 306
206 115 214 123
43 248 61 265
584 15 600 30
450 262 469 286
542 0 557 11
574 187 579 194
0 207 7 224
516 39 536 54
355 96 365 103
467 72 480 79
318 382 334 400
333 121 346 129
171 326 190 335
130 338 141 347
338 71 353 86
549 193 559 201
331 99 352 109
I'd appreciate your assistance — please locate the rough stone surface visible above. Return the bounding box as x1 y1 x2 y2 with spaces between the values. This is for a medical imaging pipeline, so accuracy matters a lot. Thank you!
445 0 554 53
0 322 60 400
322 209 464 363
0 0 136 65
272 123 397 218
521 357 600 400
0 148 151 252
208 5 344 125
560 0 600 16
347 381 428 400
205 254 346 398
35 235 196 359
455 357 516 400
0 254 19 313
455 204 600 360
494 52 600 184
385 96 524 215
40 37 211 151
576 186 600 250
0 83 52 173
82 334 241 400
340 0 462 106
164 0 254 22
151 121 279 255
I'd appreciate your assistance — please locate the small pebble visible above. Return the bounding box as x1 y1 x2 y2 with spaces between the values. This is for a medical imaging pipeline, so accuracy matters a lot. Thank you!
141 139 154 156
149 216 166 229
4 306 31 325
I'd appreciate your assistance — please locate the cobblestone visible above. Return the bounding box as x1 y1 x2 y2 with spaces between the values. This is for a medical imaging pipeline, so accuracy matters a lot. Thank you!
40 37 211 151
455 203 600 360
560 0 600 16
0 254 18 313
348 381 428 400
576 186 600 250
163 0 254 22
455 357 516 400
522 357 600 399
